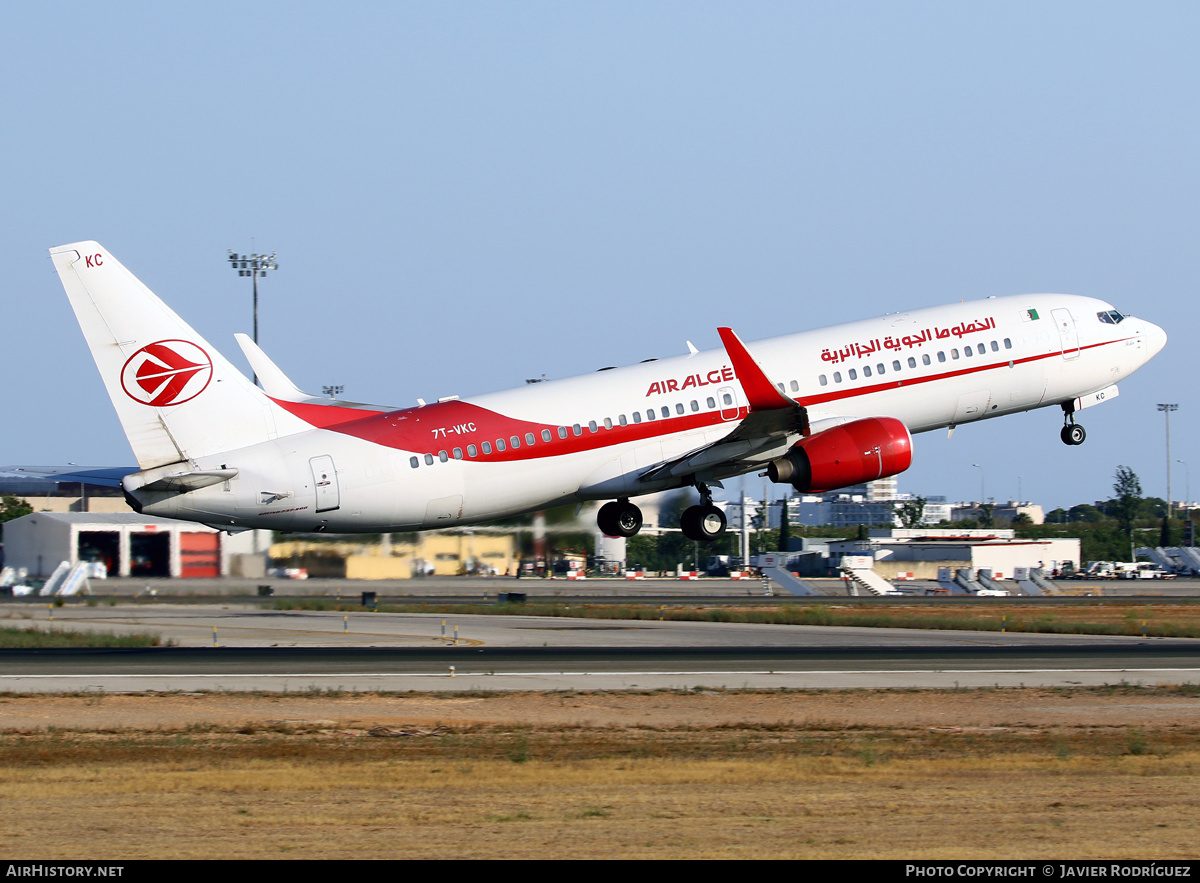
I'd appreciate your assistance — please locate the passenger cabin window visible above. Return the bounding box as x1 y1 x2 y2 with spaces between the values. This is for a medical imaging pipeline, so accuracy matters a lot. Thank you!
659 407 669 419
453 447 463 459
690 400 699 412
848 368 857 380
895 360 904 371
558 426 568 439
722 393 733 405
467 445 477 457
922 354 931 365
542 429 552 442
510 435 520 448
790 380 799 392
706 397 716 408
819 374 828 386
645 410 655 421
863 366 872 377
573 424 582 435
876 363 885 374
951 348 960 359
675 403 685 415
991 340 999 352
937 352 946 363
964 345 973 356
438 450 448 462
410 456 419 468
424 453 434 465
589 420 598 432
1004 338 1012 349
496 439 506 452
632 413 641 424
525 432 535 445
620 414 629 426
482 442 492 454
604 417 613 429
833 371 842 383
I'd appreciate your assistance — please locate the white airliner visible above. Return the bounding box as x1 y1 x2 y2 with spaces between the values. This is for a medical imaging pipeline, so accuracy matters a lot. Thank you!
46 241 1165 542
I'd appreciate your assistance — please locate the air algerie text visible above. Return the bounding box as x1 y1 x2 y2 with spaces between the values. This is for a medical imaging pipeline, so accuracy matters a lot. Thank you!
646 366 735 397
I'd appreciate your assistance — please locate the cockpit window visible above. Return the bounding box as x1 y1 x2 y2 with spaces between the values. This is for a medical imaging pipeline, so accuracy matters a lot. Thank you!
1097 310 1126 325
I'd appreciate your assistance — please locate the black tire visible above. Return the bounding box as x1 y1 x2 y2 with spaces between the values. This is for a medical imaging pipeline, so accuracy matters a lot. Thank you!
680 504 727 542
1062 424 1086 446
598 500 643 537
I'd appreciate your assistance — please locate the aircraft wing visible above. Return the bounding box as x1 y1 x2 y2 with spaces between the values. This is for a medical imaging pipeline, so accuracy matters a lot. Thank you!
234 333 395 413
639 327 810 484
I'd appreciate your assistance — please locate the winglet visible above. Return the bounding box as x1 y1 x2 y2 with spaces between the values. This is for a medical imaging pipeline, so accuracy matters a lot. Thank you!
234 333 308 402
717 327 797 412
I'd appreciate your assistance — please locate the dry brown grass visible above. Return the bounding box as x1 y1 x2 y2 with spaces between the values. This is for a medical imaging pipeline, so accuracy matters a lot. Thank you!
3 690 1200 859
275 598 1200 638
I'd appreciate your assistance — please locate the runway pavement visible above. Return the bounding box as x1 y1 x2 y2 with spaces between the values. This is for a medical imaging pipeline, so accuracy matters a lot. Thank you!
4 603 1199 692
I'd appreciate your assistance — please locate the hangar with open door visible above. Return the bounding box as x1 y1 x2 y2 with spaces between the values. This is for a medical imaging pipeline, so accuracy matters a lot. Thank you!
2 513 262 579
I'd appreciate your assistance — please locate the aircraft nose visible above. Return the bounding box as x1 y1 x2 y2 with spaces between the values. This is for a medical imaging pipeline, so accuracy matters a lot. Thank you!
1143 320 1167 359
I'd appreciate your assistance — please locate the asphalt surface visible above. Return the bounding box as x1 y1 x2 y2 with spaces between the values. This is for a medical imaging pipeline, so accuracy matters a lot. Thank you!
4 603 1199 692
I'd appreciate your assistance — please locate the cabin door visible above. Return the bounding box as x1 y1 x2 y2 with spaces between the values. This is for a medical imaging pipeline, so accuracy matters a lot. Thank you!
310 455 340 512
1052 308 1080 360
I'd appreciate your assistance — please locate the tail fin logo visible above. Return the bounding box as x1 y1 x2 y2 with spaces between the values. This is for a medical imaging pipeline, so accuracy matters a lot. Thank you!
120 340 214 407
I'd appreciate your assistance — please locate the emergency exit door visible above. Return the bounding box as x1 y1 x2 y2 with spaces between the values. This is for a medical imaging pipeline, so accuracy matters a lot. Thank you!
310 455 340 512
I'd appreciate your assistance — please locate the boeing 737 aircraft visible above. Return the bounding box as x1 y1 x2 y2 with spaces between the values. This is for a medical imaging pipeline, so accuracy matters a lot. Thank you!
44 241 1166 542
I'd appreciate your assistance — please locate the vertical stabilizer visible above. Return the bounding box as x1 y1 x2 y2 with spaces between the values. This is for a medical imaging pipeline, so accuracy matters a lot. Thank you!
49 241 308 469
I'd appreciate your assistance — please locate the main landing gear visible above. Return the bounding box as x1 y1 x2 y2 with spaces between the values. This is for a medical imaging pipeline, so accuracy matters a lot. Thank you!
597 499 643 537
596 483 729 542
1060 402 1086 446
680 482 728 543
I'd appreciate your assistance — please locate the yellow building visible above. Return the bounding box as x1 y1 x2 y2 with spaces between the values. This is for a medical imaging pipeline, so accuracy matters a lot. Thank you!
270 532 516 579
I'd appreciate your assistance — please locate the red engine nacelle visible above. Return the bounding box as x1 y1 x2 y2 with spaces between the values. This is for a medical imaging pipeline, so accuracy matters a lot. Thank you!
766 416 913 492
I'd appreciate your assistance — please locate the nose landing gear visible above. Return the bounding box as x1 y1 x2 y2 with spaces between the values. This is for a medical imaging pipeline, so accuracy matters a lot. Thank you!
1061 403 1086 446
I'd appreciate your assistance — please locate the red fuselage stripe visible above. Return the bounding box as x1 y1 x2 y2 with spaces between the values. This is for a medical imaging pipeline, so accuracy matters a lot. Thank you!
271 337 1131 462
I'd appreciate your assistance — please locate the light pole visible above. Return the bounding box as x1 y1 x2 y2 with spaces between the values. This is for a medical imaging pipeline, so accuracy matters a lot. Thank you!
228 249 278 386
1179 459 1192 546
1158 404 1178 519
972 463 985 505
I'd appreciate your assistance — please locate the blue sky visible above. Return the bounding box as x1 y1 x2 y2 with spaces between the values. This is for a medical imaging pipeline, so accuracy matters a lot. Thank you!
2 2 1195 511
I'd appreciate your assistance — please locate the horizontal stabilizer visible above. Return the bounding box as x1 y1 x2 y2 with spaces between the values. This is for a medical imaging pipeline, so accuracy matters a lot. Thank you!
126 468 239 494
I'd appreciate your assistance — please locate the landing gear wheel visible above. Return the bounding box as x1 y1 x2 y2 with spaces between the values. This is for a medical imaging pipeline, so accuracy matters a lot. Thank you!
680 504 727 542
1060 424 1086 446
597 500 643 537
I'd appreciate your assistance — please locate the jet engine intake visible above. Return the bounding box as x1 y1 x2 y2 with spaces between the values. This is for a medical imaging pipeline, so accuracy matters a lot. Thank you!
767 417 913 493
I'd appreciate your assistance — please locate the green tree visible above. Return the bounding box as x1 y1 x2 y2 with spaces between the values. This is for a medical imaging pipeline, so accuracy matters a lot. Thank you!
978 502 995 528
1112 465 1143 546
1069 503 1105 523
778 496 791 550
895 496 926 529
0 495 33 540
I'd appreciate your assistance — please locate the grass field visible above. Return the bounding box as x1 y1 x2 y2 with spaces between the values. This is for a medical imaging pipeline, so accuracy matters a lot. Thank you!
0 623 168 648
275 598 1200 638
2 687 1199 859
